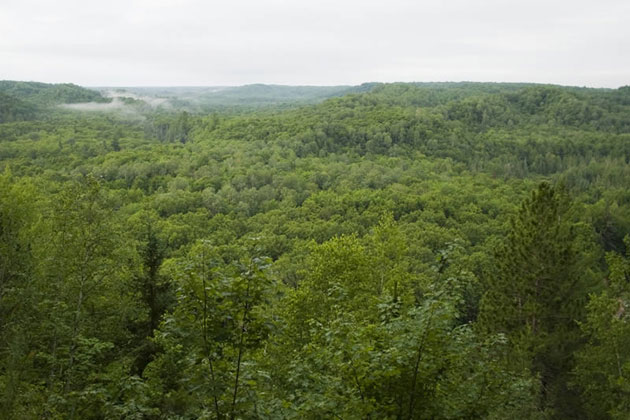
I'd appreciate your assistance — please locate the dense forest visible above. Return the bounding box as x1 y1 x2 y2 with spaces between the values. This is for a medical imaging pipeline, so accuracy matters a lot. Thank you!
1 80 629 419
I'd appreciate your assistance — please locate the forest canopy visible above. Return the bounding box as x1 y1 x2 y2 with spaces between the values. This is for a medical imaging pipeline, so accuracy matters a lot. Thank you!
0 80 629 419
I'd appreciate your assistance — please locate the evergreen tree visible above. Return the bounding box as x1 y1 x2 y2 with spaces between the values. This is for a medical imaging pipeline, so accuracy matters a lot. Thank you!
478 182 594 417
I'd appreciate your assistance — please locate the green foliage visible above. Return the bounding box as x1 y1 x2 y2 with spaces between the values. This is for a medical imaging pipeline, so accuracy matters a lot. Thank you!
0 170 39 414
0 81 106 106
478 182 598 417
263 229 539 418
0 81 628 417
573 236 630 419
0 92 38 123
144 241 275 418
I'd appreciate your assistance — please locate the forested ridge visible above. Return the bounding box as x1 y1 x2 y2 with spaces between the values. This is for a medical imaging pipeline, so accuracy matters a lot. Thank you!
1 80 629 419
0 81 109 123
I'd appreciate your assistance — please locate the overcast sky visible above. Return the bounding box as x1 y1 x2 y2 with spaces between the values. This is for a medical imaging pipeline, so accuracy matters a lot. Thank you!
1 0 628 87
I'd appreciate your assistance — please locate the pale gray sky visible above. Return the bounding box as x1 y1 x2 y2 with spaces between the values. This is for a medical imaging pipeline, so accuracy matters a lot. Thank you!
1 0 628 87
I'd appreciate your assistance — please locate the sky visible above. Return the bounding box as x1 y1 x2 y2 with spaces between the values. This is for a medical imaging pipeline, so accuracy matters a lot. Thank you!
1 0 628 88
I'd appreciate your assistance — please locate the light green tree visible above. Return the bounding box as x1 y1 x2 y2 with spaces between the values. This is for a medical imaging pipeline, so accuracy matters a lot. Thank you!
573 236 630 419
144 240 274 419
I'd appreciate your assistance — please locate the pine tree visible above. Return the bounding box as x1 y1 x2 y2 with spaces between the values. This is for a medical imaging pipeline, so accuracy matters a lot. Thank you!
478 182 594 417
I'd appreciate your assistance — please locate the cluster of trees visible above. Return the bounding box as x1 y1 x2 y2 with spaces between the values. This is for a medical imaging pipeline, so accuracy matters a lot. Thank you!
0 81 629 418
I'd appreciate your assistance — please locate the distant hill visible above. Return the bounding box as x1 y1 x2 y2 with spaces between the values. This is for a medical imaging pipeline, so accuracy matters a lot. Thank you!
0 91 38 123
0 81 107 122
319 82 629 133
0 81 106 105
187 83 378 105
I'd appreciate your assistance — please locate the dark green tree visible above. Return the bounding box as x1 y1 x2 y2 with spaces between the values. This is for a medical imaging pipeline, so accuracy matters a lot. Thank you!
0 171 39 415
478 182 596 417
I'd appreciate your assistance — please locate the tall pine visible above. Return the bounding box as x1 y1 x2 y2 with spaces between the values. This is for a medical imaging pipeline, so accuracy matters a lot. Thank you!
478 182 595 418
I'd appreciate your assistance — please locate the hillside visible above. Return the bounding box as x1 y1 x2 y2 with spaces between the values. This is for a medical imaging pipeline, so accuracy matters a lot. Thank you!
0 81 108 122
0 81 629 418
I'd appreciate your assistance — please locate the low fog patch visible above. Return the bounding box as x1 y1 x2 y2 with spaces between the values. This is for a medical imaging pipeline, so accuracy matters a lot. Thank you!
61 98 127 111
104 90 170 108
